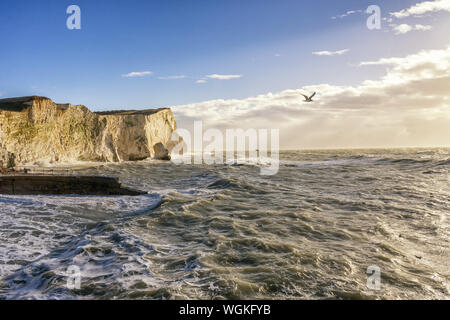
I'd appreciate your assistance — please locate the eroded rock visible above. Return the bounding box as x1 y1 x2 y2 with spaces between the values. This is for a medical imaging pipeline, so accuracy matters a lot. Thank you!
153 142 171 160
0 96 178 166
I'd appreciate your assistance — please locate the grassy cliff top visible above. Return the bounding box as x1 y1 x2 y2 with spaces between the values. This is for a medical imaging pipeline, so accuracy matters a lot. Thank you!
94 108 170 116
0 96 50 112
0 96 170 115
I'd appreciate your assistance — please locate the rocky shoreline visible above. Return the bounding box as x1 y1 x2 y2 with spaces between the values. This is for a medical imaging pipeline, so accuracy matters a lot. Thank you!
0 96 179 195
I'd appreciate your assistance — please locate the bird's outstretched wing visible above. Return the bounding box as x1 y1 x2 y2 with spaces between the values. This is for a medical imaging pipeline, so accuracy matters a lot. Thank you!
309 92 316 99
301 94 309 100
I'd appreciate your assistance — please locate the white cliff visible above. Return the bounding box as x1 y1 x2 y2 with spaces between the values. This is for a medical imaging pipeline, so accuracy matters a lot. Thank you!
0 96 178 167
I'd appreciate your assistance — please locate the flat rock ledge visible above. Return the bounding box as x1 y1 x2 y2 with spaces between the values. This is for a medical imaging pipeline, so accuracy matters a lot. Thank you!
0 174 146 196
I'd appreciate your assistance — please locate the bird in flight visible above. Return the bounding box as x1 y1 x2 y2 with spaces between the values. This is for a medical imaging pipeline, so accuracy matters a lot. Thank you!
301 92 316 102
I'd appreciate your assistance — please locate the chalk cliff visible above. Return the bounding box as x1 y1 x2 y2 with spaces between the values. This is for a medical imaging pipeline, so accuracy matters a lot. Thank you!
0 96 178 167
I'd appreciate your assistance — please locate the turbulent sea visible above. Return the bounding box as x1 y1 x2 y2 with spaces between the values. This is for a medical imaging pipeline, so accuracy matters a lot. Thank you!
0 149 449 299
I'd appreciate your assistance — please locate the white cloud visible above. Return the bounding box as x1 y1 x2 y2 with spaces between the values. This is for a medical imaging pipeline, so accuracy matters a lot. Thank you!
332 10 363 19
359 46 450 73
196 79 207 84
122 71 153 78
158 75 186 80
172 45 450 149
415 24 433 31
206 74 243 80
391 24 432 34
393 24 414 34
312 49 349 56
391 0 450 18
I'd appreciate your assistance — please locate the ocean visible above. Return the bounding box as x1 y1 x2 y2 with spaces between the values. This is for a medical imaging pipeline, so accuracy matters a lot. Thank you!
0 149 448 299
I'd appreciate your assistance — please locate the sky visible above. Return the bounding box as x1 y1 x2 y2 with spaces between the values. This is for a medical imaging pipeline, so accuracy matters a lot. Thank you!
1 0 450 149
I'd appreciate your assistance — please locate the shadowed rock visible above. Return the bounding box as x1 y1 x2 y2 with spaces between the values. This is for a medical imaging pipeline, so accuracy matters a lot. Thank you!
0 174 146 195
153 142 171 160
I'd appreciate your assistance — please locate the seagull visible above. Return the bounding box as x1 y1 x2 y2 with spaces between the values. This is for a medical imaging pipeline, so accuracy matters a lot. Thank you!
301 92 316 102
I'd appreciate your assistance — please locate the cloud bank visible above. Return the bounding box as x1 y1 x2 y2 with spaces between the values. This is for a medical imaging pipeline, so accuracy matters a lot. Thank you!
172 45 450 149
390 0 450 18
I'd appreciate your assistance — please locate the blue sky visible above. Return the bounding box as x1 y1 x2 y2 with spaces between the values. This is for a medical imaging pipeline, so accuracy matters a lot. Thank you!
2 0 450 148
0 0 441 110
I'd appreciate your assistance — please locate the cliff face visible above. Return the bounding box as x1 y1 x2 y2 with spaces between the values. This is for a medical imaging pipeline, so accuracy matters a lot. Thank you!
0 96 177 167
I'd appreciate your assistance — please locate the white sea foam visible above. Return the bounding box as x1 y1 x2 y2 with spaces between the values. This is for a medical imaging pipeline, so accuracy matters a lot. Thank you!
0 193 162 278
